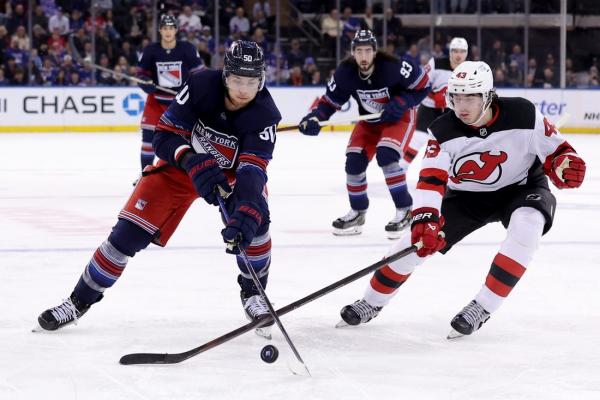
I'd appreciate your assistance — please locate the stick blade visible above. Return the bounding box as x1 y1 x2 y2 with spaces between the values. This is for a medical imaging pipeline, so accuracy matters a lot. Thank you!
119 353 177 365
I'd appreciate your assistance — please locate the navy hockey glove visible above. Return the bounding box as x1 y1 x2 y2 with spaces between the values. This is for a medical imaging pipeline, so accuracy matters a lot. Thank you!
380 96 409 123
410 208 446 257
181 152 231 206
221 201 264 253
298 110 322 136
138 80 158 94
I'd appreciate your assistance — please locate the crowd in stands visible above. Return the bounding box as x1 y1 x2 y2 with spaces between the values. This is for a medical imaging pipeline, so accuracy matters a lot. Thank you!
0 0 598 88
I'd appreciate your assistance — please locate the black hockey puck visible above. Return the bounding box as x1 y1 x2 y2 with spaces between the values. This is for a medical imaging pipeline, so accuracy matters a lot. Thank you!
260 345 279 363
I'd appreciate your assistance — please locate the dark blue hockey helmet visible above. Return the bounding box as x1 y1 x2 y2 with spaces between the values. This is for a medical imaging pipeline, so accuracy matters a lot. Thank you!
223 40 266 90
351 29 377 53
159 14 178 29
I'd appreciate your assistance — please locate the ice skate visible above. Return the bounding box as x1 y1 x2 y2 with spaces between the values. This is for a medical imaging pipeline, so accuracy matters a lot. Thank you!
332 209 366 236
447 300 491 339
241 292 274 339
35 293 101 332
336 299 382 328
385 206 412 239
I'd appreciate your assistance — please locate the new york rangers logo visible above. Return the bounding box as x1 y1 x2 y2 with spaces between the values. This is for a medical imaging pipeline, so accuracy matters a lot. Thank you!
191 120 239 169
356 88 390 114
156 61 182 88
450 151 508 184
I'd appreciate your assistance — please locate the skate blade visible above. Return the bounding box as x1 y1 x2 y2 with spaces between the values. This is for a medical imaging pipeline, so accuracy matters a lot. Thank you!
332 226 363 236
385 230 404 240
447 329 465 339
31 323 45 333
335 319 351 328
255 326 272 340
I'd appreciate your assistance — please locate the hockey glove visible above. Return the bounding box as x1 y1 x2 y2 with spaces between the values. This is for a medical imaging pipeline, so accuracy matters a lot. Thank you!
298 110 322 136
181 152 231 206
410 208 446 258
221 201 264 253
380 96 408 123
428 87 447 109
138 80 158 94
547 152 586 189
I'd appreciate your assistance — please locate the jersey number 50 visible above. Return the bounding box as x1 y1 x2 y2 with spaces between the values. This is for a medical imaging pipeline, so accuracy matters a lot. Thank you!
259 125 276 143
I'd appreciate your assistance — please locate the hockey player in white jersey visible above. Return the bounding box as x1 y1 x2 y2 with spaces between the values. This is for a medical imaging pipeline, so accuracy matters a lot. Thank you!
402 37 469 167
338 61 586 337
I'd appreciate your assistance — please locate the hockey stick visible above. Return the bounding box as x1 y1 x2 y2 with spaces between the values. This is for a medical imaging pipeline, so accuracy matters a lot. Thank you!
215 194 310 375
278 112 383 132
119 244 417 365
67 34 177 95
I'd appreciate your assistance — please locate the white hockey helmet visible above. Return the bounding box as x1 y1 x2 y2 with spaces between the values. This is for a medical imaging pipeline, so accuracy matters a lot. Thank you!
449 37 468 52
446 61 495 122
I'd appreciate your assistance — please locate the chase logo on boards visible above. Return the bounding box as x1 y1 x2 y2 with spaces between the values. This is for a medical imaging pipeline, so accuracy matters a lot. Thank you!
122 93 145 116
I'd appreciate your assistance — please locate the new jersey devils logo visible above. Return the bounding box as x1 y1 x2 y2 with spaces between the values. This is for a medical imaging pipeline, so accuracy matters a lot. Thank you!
450 151 508 184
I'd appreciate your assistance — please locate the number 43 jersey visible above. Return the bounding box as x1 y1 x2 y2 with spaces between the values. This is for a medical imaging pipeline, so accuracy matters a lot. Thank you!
415 97 574 211
156 69 281 173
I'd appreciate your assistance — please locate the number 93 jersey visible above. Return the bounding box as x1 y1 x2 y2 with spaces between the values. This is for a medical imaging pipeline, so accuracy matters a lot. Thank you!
320 53 429 121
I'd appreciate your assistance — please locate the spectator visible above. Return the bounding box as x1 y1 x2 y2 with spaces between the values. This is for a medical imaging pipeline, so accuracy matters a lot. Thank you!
11 25 29 50
287 65 304 86
229 7 250 37
450 0 469 13
32 5 49 30
485 39 506 71
527 57 542 87
308 69 322 86
341 7 361 36
39 57 56 85
405 43 420 65
5 38 27 66
70 9 85 32
96 53 115 85
0 68 9 86
362 6 374 30
540 67 555 88
506 60 523 87
251 27 268 53
47 28 67 53
321 8 343 56
286 38 305 68
178 5 202 34
470 44 480 61
10 66 26 85
251 9 269 33
508 43 525 71
7 4 27 34
31 24 49 49
117 41 138 67
197 41 211 66
302 56 317 81
48 8 70 36
199 25 215 53
252 0 271 19
374 8 402 47
494 67 507 87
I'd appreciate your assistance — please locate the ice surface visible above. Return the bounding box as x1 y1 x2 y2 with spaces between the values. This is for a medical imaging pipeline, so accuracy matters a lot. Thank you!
0 132 598 400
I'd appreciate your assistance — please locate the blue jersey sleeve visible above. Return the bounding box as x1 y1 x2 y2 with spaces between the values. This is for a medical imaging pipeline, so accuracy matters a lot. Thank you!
314 64 353 120
389 56 431 107
153 74 206 165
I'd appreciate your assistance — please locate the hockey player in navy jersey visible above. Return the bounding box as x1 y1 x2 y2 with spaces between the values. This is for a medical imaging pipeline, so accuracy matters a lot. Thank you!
403 37 469 166
37 41 282 334
338 61 586 337
298 30 430 239
136 14 204 170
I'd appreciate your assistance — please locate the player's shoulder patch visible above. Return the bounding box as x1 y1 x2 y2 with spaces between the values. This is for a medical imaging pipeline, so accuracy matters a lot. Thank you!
428 112 462 144
433 57 451 71
495 97 536 130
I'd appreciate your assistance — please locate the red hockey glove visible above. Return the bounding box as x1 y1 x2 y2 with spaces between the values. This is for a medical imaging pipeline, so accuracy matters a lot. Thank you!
547 152 586 189
410 208 446 257
428 87 447 109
